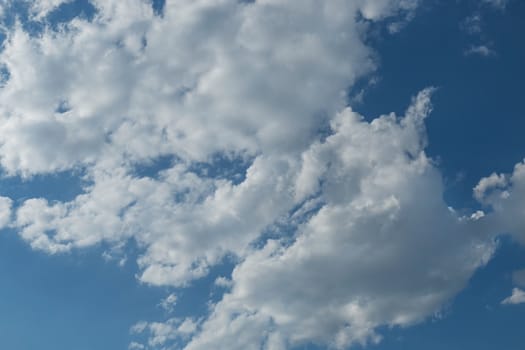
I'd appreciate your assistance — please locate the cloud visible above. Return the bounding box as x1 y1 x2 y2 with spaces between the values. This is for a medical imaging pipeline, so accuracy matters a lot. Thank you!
481 0 508 10
475 160 525 243
0 196 12 228
0 0 425 288
183 90 496 350
131 318 198 348
502 288 525 305
30 0 74 19
159 293 177 313
0 1 522 349
461 14 483 34
461 1 507 57
464 44 496 57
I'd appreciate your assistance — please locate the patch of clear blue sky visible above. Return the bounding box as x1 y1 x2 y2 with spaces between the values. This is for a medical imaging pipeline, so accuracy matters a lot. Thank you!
187 153 253 185
0 170 86 203
0 0 524 349
0 233 167 350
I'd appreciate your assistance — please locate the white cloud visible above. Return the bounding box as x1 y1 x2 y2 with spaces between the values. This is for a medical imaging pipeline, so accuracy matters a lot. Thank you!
502 288 525 305
159 293 177 313
0 196 12 229
464 45 496 57
0 0 424 288
0 1 521 349
461 14 482 34
481 0 508 10
30 0 74 19
131 318 198 348
475 160 525 243
183 90 496 350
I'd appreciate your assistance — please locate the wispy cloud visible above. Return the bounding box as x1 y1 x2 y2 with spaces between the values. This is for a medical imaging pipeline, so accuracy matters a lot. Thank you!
502 288 525 305
464 44 496 57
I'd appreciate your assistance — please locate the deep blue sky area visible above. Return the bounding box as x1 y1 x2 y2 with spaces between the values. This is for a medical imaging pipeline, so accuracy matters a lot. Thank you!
354 0 525 212
0 1 524 349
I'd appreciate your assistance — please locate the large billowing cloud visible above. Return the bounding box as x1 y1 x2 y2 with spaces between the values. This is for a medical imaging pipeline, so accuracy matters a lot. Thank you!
0 0 523 349
2 0 420 285
182 90 496 350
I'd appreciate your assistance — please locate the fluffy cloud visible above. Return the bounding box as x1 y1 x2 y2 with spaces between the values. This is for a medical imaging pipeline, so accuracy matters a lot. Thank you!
184 90 496 350
0 1 521 349
475 160 525 243
2 0 425 288
30 0 74 19
0 0 386 176
131 318 198 348
502 288 525 305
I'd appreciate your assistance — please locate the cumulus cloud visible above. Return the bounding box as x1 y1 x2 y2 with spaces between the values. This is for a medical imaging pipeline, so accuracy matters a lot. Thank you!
184 90 496 350
131 317 198 348
0 1 522 349
1 0 425 288
502 288 525 305
475 160 525 243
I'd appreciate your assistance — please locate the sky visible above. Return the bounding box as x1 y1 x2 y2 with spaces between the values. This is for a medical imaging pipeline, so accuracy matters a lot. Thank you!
0 0 524 349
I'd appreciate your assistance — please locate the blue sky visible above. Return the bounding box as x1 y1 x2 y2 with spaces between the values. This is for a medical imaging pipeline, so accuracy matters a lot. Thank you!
0 1 524 349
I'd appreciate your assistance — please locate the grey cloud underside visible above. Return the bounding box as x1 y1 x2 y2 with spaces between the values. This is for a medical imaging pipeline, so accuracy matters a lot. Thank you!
0 0 523 349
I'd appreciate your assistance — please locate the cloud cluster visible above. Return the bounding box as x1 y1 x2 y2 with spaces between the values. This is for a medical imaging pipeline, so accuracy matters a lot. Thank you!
0 1 523 349
1 0 421 285
183 90 496 350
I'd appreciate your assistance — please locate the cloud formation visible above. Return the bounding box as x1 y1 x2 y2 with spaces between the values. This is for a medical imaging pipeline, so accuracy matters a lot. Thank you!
0 1 523 349
502 288 525 305
2 0 421 286
183 90 496 350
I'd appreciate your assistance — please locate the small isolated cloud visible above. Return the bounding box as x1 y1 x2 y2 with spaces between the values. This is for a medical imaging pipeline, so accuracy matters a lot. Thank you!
502 288 525 305
461 14 483 34
475 160 525 245
128 342 145 350
159 293 177 313
461 0 507 57
482 0 508 10
131 318 198 348
465 45 496 57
